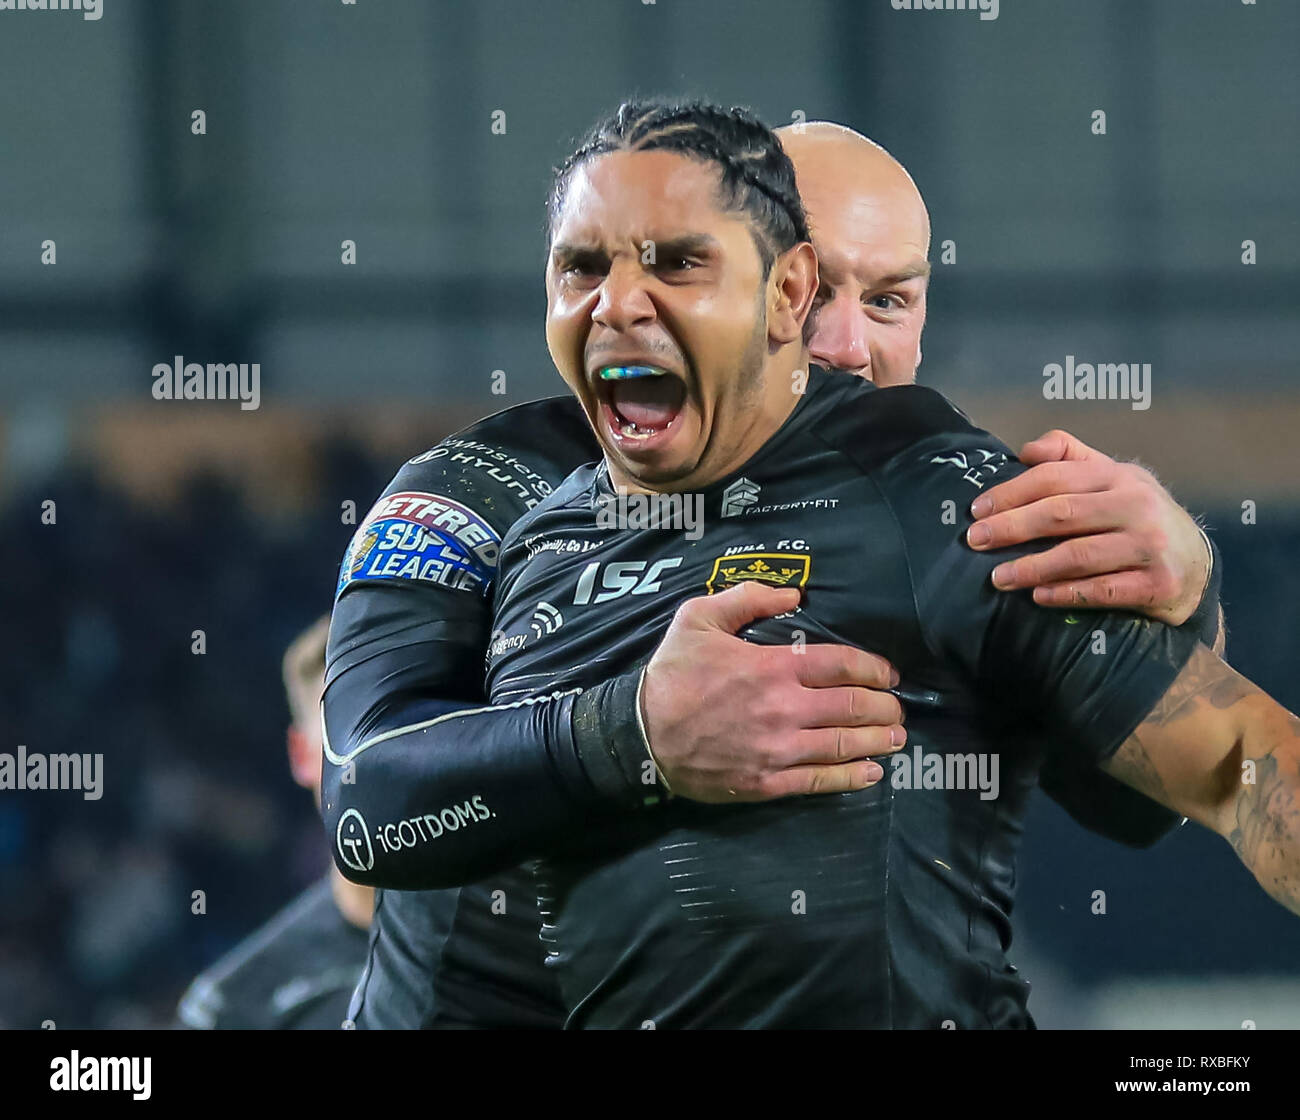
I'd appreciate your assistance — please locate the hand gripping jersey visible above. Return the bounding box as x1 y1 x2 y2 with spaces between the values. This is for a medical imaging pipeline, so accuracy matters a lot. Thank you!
484 368 1206 1028
323 378 1219 1028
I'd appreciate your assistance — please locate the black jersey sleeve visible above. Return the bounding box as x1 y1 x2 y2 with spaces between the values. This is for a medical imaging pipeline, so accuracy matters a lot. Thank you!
322 399 655 890
864 387 1202 770
1038 514 1219 848
1187 531 1225 648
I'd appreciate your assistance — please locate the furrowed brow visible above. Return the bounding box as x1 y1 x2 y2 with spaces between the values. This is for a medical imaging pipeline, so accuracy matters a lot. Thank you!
652 234 721 259
551 243 609 270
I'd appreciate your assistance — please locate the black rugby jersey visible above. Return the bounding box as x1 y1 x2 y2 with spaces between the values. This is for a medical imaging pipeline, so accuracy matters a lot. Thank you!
176 878 369 1030
324 381 1212 1028
485 367 1202 1029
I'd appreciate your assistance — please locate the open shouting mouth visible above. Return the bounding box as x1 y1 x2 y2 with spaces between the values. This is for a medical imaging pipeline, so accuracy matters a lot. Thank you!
595 364 689 457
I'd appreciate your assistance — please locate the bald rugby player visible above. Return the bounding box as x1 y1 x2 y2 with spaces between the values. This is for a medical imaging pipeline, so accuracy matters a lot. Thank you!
779 122 1221 633
324 113 1225 1028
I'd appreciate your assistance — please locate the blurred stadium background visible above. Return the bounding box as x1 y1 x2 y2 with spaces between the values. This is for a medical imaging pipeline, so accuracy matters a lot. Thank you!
1 0 1297 1028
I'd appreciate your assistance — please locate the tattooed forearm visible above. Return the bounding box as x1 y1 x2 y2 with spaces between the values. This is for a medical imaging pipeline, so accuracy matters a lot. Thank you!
1229 753 1281 864
1104 645 1300 917
1229 718 1300 915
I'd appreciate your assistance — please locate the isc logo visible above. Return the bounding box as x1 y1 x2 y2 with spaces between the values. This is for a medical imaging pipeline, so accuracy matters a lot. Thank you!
573 558 683 605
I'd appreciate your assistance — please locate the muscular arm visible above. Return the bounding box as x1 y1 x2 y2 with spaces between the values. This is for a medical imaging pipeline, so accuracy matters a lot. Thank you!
1103 644 1300 915
322 581 657 890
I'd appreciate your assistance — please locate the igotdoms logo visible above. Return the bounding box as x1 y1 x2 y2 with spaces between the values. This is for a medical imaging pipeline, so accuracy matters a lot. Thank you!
336 799 495 869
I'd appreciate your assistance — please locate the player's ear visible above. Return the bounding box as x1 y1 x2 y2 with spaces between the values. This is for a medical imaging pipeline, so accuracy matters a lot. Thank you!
768 241 819 347
287 725 316 791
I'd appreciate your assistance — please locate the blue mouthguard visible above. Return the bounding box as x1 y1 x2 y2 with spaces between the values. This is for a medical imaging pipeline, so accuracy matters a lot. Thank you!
598 365 665 380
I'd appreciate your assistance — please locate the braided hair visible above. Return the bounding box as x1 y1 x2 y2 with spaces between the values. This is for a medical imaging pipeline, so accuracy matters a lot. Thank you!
547 99 811 277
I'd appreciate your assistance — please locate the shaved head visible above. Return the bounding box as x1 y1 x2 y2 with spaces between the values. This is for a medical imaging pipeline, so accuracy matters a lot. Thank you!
775 122 931 384
777 122 930 259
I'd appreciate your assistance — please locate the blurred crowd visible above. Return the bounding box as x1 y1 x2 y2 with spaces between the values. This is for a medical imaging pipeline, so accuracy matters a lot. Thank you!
0 441 388 1028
